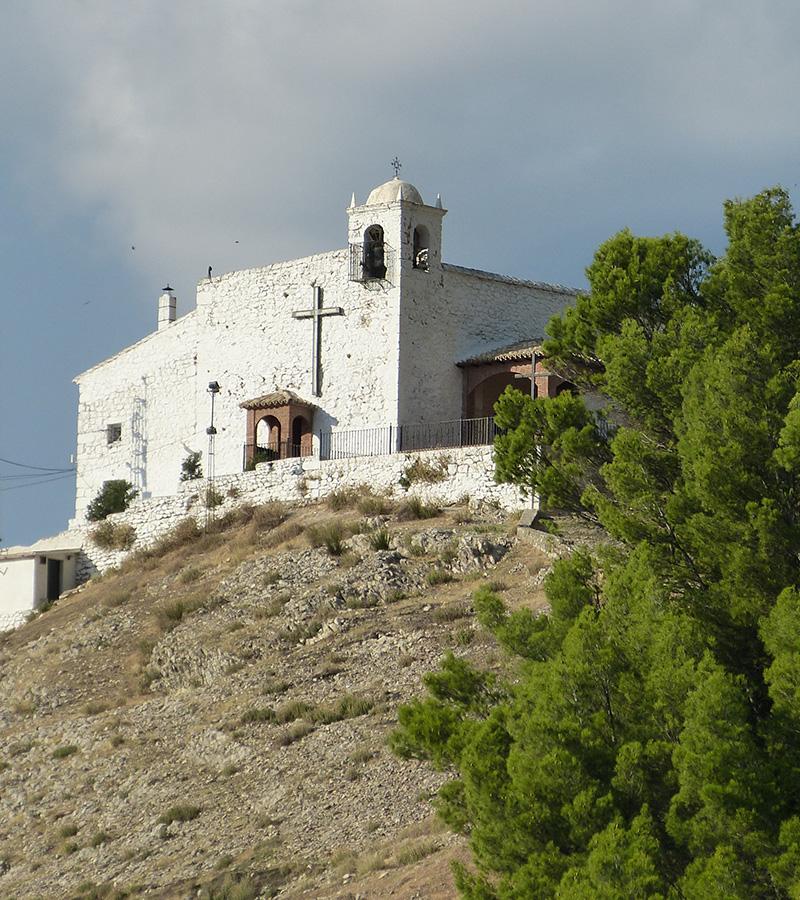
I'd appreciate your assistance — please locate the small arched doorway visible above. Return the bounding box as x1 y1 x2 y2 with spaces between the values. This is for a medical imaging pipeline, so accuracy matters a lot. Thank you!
256 415 281 460
290 415 312 457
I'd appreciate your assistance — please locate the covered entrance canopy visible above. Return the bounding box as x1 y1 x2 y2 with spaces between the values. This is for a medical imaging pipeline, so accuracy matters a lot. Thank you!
457 339 574 418
240 390 315 468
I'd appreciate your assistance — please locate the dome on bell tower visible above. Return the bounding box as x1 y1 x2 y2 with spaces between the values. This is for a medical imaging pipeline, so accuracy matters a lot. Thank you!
366 177 424 206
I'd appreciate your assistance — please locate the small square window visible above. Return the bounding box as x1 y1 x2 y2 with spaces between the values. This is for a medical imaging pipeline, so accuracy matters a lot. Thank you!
107 424 122 445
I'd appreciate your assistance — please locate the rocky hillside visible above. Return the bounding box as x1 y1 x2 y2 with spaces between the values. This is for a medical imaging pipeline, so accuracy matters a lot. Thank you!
0 493 562 899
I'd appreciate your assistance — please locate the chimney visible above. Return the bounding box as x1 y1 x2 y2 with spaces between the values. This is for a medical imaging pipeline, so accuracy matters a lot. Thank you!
158 285 176 330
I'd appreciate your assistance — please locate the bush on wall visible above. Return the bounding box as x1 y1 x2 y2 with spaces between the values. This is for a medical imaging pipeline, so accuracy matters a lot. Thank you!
180 451 203 481
86 480 138 522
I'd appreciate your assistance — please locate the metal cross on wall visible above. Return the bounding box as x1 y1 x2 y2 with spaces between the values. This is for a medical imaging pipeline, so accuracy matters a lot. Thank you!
292 286 344 397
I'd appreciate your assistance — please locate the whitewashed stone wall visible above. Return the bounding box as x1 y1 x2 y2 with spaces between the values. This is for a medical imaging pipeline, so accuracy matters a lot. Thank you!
398 264 574 424
73 248 403 522
72 185 573 523
74 313 200 519
71 446 525 577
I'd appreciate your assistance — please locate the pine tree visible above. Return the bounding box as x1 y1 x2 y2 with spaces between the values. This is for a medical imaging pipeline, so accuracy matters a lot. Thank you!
393 188 800 897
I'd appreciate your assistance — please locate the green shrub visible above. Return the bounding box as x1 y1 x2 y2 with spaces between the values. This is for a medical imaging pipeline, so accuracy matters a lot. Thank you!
200 872 259 900
205 485 223 508
158 803 201 825
52 744 79 759
368 528 391 551
308 694 373 725
275 700 315 723
155 598 196 631
245 447 272 470
90 830 112 847
240 707 277 725
346 594 380 609
396 498 441 521
274 721 314 746
90 521 137 550
86 480 138 522
327 487 362 510
159 517 202 551
58 823 79 838
307 522 346 555
180 450 203 481
426 568 454 586
357 490 391 516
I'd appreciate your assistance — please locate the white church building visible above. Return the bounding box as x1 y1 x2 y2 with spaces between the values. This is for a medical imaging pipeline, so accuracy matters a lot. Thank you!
72 175 577 523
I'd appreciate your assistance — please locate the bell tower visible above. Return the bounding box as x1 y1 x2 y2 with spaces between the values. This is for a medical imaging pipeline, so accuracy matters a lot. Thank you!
346 175 446 284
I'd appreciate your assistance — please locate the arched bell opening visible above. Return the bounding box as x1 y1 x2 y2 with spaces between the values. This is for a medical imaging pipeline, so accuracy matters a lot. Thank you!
413 225 430 270
466 371 531 419
363 225 386 279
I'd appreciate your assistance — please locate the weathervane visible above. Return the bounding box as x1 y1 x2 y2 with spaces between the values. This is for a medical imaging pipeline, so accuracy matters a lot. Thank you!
390 156 402 178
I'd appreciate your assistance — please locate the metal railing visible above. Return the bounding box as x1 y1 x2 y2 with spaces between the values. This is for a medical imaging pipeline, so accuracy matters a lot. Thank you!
348 242 391 281
318 416 497 461
243 441 311 469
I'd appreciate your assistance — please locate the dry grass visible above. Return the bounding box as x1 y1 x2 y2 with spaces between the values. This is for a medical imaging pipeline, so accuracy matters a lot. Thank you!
90 521 137 550
274 722 314 746
396 498 441 521
431 602 470 622
154 592 207 632
158 803 201 825
306 521 349 555
401 455 450 485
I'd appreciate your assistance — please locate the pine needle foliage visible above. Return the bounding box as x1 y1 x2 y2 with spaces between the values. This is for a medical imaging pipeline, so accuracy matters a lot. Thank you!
393 188 800 898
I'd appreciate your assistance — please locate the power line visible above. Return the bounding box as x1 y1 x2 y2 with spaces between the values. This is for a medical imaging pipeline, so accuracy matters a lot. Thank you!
0 471 75 480
0 455 73 473
0 472 75 493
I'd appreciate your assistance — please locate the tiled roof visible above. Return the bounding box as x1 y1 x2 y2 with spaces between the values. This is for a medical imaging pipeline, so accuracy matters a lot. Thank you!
457 339 543 367
443 263 579 296
239 390 316 410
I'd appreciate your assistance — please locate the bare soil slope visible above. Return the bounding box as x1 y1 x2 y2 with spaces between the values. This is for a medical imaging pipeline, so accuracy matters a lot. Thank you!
0 498 555 899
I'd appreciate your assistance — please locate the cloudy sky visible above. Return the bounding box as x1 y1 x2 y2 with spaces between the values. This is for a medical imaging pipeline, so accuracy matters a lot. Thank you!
1 0 799 547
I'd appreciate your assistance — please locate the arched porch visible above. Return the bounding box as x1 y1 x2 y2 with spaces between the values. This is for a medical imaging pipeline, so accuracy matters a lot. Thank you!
458 340 575 418
240 390 315 468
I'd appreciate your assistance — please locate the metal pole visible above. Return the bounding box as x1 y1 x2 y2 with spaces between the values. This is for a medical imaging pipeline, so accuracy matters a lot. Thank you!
206 382 220 529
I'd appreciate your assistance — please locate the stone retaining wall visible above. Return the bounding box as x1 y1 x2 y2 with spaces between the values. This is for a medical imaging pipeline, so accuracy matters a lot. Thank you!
68 445 523 578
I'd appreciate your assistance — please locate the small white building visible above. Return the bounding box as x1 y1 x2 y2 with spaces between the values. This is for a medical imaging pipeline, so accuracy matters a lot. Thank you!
0 538 79 629
71 174 577 522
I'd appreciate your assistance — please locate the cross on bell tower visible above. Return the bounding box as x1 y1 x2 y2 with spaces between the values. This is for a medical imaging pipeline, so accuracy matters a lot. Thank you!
390 156 402 178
